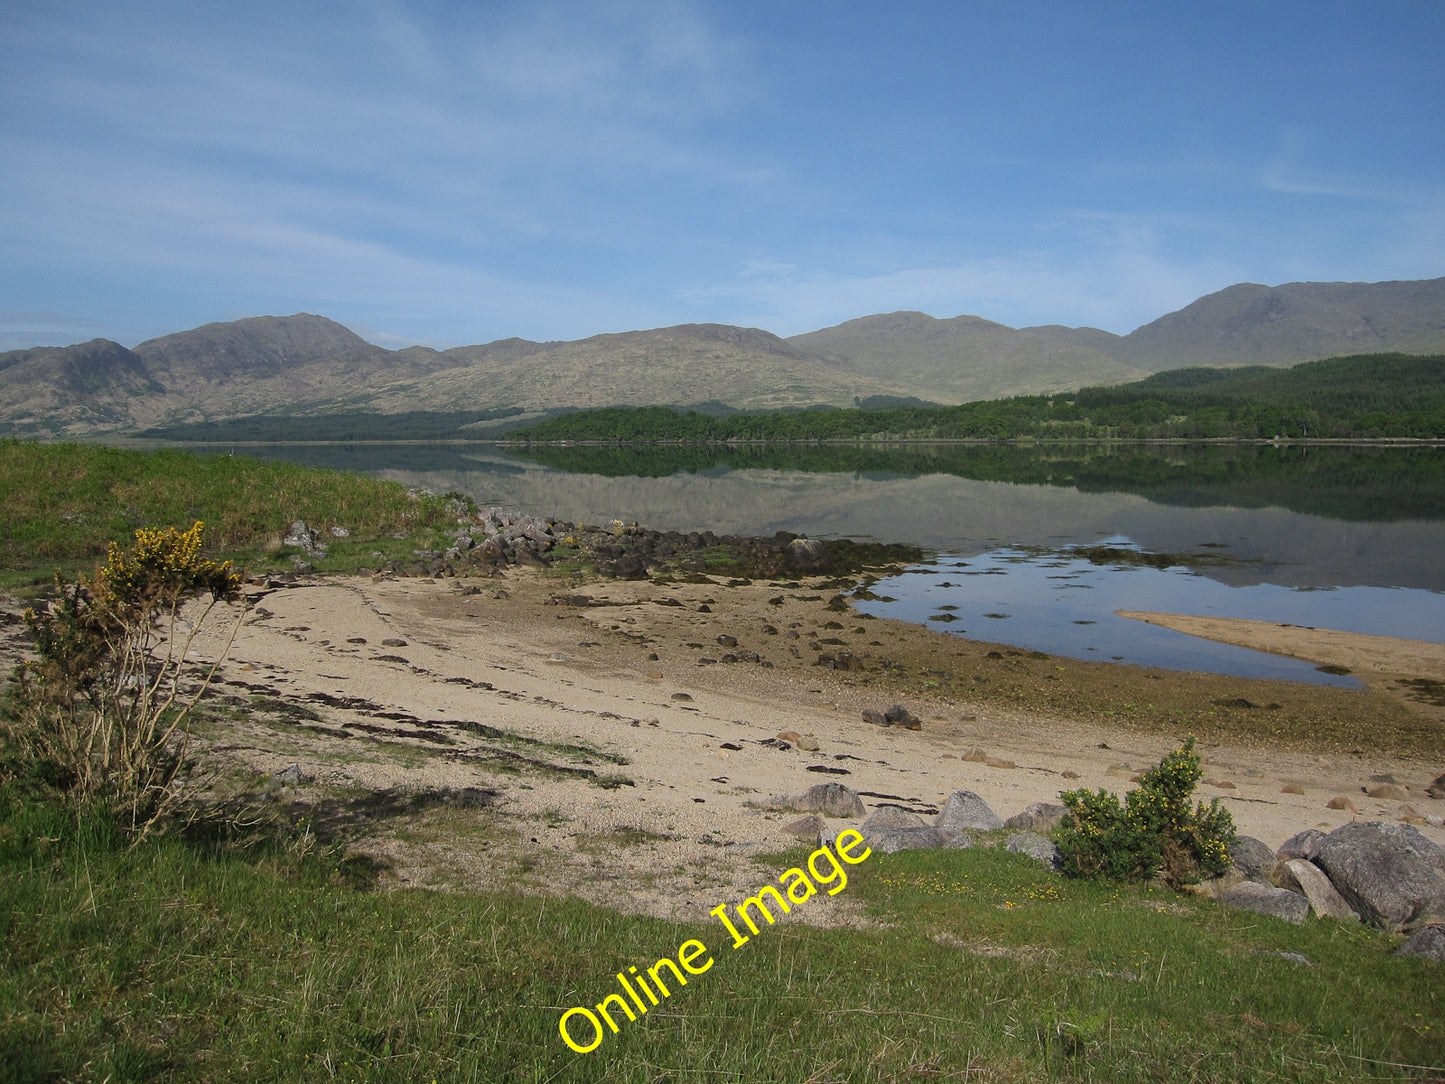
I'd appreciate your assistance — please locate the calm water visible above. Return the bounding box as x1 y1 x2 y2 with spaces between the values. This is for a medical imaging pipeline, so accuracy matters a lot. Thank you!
202 442 1445 681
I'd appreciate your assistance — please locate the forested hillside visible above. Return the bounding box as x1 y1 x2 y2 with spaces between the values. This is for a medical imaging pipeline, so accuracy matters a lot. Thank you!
508 354 1445 443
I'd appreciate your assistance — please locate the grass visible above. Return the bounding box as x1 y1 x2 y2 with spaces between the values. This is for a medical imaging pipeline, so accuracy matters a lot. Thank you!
0 441 467 592
1 803 1439 1084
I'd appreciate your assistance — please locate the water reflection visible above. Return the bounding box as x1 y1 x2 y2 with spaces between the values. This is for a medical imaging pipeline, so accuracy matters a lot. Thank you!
854 541 1445 684
207 442 1445 676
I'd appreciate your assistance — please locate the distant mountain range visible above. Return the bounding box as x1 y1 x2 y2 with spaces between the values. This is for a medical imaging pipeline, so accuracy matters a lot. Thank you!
2 277 1442 437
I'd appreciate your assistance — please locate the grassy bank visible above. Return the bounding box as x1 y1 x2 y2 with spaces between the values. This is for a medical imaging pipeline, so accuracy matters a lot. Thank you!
2 803 1440 1083
0 441 466 591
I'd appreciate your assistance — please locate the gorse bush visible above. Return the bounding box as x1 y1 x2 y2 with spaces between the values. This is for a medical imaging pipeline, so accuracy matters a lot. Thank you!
1055 737 1235 887
4 521 244 841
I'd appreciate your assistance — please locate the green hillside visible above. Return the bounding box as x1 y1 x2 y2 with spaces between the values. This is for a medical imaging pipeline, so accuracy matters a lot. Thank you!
508 353 1445 443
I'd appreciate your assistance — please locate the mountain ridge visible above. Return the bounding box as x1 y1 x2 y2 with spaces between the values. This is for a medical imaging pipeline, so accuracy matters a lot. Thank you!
2 277 1442 437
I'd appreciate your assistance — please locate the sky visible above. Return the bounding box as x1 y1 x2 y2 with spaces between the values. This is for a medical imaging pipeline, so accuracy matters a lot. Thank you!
1 0 1442 352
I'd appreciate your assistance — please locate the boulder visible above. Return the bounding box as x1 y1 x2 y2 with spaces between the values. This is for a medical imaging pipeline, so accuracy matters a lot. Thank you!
884 704 923 730
1276 859 1358 922
793 782 866 819
1006 832 1062 871
936 790 1003 838
873 826 947 853
1218 881 1311 924
1003 802 1068 834
1426 773 1445 800
1366 783 1408 800
781 815 826 841
1229 836 1278 883
861 806 927 843
1276 829 1326 862
785 537 829 572
1312 821 1445 931
1395 924 1445 963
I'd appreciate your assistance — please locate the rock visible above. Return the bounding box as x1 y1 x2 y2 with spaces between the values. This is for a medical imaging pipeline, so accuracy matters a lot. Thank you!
984 756 1016 769
1312 821 1445 931
1276 859 1358 922
943 831 976 849
961 747 989 763
329 525 350 537
1277 828 1326 862
861 709 888 726
283 519 318 548
381 637 408 648
717 634 738 647
270 763 307 786
1060 769 1080 780
1366 783 1408 800
785 537 829 572
1280 783 1305 795
1325 795 1358 812
777 730 804 745
874 826 947 853
781 815 826 841
1003 802 1068 834
936 790 1003 838
793 782 866 819
1427 773 1445 800
1229 836 1278 883
1218 882 1311 924
883 704 922 730
794 734 820 752
1006 832 1062 871
1106 763 1134 779
861 806 926 841
1395 924 1445 962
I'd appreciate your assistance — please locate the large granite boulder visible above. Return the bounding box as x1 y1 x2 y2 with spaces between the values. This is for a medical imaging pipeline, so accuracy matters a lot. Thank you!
936 790 1003 839
1312 822 1445 931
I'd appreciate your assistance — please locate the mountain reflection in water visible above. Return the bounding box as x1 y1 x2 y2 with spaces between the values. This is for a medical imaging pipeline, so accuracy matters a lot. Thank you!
204 441 1445 679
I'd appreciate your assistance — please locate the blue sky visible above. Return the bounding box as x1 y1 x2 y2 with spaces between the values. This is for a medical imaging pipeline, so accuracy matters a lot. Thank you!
2 0 1441 351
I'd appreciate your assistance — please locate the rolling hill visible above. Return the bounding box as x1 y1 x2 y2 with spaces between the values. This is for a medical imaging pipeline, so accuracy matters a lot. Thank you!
1 277 1441 437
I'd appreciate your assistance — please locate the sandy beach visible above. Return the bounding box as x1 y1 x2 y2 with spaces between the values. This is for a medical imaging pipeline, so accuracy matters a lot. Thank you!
162 563 1445 922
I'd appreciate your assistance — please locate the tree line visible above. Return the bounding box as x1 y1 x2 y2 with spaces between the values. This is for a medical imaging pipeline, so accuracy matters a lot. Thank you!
508 353 1445 443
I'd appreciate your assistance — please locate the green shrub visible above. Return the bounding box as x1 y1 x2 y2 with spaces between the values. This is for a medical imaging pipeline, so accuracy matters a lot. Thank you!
3 521 244 842
1055 737 1235 887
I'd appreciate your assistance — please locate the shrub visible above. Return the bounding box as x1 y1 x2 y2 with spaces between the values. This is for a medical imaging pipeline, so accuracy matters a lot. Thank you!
1055 737 1235 887
3 521 244 841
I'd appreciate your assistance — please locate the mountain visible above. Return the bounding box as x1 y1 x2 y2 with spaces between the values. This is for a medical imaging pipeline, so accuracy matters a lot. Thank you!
786 312 1150 400
1042 278 1445 370
1 277 1442 437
